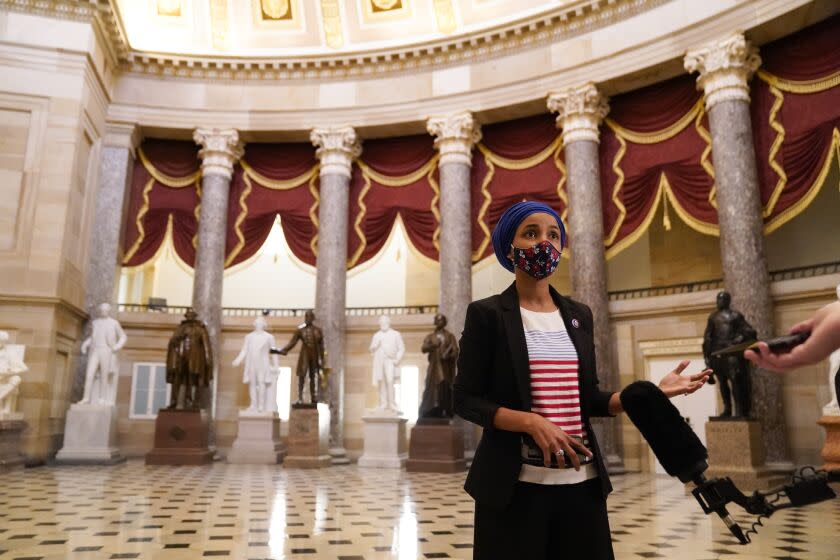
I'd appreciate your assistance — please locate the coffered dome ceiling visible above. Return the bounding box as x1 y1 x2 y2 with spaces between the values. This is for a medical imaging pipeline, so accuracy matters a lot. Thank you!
114 0 635 57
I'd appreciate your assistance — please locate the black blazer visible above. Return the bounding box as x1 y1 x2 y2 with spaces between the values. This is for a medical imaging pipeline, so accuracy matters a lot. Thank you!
454 282 614 511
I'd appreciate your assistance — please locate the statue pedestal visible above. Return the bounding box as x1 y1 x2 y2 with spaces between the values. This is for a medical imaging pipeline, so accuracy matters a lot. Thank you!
818 415 840 470
358 413 408 469
145 409 213 465
406 418 466 473
285 403 331 468
55 403 125 465
227 410 286 465
705 419 787 491
0 419 26 472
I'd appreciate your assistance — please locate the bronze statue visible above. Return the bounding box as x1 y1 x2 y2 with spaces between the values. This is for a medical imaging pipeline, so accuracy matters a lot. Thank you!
166 309 213 410
418 313 459 419
271 310 324 405
703 291 757 418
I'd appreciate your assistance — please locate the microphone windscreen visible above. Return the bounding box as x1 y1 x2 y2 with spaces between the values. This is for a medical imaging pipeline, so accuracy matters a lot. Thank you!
620 380 708 482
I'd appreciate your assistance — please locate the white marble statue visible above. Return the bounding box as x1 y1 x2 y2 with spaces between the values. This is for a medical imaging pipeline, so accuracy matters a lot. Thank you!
369 315 405 414
0 331 27 420
233 316 279 414
80 303 127 405
823 283 840 417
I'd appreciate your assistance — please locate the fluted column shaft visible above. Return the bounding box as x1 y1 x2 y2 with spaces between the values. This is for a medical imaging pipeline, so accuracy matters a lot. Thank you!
686 34 788 463
548 84 622 470
192 128 243 430
311 126 361 463
74 123 142 400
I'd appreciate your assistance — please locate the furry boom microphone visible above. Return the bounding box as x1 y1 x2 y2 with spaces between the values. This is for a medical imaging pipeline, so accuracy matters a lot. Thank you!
619 381 747 543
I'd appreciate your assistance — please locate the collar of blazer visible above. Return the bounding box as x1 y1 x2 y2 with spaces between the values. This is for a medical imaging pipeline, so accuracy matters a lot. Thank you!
499 282 590 412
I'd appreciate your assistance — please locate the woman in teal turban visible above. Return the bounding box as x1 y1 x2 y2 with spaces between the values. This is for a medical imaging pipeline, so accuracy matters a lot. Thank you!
453 200 710 559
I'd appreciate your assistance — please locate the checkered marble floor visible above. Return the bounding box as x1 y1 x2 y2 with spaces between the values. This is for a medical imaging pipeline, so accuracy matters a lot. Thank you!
0 461 838 559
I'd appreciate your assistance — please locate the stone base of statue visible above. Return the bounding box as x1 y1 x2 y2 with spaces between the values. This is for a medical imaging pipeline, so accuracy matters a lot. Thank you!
227 410 286 465
818 415 840 470
55 403 125 465
0 419 26 472
145 409 213 465
705 418 788 491
329 447 351 465
358 412 408 469
285 402 331 468
406 418 466 473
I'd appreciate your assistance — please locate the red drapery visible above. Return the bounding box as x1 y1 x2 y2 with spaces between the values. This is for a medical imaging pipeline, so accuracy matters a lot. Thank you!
346 135 438 268
470 114 566 262
122 140 200 267
225 143 319 268
599 75 716 258
751 14 840 233
120 18 838 270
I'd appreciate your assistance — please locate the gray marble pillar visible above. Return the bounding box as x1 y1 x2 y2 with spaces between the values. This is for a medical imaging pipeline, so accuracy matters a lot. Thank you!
311 126 361 465
427 113 482 459
192 128 243 441
427 113 481 339
686 34 789 464
73 123 142 401
548 85 623 472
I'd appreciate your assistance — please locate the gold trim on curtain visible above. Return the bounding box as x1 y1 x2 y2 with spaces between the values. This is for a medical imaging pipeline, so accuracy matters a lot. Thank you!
602 97 720 258
757 69 840 94
346 156 440 269
123 177 156 263
224 172 253 267
308 169 320 257
137 147 201 187
763 128 840 234
471 136 565 261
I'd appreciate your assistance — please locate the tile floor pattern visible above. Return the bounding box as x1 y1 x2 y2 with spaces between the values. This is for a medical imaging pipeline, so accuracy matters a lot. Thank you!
0 461 838 559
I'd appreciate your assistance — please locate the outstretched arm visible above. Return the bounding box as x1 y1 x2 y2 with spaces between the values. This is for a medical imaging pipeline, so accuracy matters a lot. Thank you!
746 301 840 371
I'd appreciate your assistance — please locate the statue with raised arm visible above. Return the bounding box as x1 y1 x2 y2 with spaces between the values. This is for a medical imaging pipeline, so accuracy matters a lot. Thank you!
419 314 459 419
703 291 757 418
233 316 279 413
271 310 323 405
369 315 405 413
0 331 27 420
166 309 213 410
80 303 127 405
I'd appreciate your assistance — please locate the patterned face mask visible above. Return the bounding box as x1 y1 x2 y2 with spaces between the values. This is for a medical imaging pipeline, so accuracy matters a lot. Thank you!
511 240 562 279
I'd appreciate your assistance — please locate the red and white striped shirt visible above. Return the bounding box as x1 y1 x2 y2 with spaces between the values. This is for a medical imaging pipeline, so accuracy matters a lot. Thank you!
519 307 597 484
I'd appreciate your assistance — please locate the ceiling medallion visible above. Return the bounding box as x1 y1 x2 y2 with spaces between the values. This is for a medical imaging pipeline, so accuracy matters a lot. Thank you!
371 0 401 11
156 0 181 17
260 0 291 20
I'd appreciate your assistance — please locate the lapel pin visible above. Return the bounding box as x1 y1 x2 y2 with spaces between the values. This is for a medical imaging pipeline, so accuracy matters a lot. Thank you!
571 318 580 328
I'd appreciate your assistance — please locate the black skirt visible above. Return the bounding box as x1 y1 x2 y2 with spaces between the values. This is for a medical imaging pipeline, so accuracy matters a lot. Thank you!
473 477 614 560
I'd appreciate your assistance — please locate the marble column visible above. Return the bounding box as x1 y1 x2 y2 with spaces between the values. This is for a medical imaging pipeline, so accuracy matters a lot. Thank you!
311 126 361 465
192 128 243 436
548 84 622 471
685 34 789 464
427 112 482 460
426 112 481 339
73 122 142 401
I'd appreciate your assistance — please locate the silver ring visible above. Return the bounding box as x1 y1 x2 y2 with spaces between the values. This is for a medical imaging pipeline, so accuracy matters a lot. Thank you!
555 449 564 456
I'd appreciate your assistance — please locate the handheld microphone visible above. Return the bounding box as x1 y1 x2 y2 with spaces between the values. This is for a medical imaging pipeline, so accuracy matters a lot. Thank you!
620 381 748 544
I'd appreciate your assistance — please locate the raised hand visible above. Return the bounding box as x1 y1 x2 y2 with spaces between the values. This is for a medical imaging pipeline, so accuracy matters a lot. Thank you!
658 359 711 398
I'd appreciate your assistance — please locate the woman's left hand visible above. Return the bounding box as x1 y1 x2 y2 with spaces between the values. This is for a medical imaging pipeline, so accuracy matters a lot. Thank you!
657 360 712 399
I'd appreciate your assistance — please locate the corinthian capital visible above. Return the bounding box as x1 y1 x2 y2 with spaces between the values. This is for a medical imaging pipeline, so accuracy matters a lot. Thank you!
547 84 609 145
193 128 244 179
310 126 361 178
426 112 482 167
684 33 761 109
